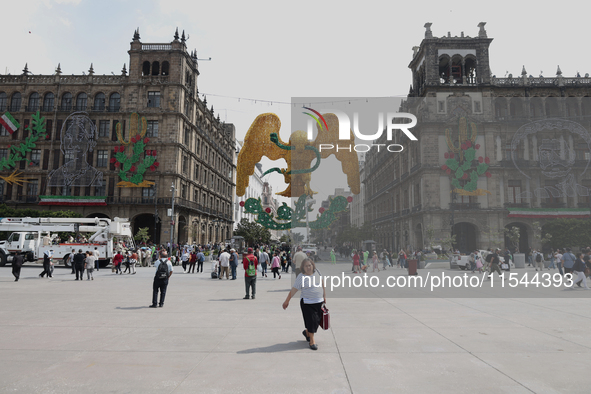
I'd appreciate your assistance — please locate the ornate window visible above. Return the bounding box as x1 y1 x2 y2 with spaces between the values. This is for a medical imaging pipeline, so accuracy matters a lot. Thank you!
94 93 105 111
76 93 87 111
28 92 40 111
61 92 72 111
10 92 22 111
42 93 54 111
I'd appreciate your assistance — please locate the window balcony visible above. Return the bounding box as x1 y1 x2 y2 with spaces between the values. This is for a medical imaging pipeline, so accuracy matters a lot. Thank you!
449 202 481 210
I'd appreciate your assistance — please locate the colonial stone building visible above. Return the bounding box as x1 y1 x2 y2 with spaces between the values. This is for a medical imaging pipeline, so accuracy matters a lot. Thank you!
365 22 591 254
0 29 236 245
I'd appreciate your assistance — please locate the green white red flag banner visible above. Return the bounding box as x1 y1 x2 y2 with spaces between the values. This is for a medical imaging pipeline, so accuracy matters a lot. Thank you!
507 207 590 219
0 112 20 134
39 195 107 206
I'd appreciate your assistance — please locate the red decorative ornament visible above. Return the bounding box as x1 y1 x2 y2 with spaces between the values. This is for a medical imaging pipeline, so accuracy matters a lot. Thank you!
114 146 119 153
478 157 483 163
110 158 116 163
239 201 245 207
131 137 136 143
449 153 455 159
114 162 120 168
29 162 33 166
7 145 10 149
136 134 141 140
475 144 480 150
444 152 449 159
146 150 151 156
462 173 468 180
265 207 271 214
150 165 156 171
152 150 157 156
485 172 491 178
319 207 325 214
144 137 149 144
446 169 451 175
441 165 448 170
465 141 472 148
484 157 490 164
120 146 125 152
154 162 159 167
130 165 136 172
347 196 353 203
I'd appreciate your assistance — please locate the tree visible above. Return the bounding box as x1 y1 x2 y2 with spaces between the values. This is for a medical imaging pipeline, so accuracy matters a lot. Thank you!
440 234 456 257
424 225 435 249
233 218 271 246
532 221 552 248
134 227 150 244
543 219 591 248
504 226 521 252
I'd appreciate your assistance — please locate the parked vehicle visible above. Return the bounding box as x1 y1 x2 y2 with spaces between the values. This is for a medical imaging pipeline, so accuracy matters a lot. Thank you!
0 217 134 268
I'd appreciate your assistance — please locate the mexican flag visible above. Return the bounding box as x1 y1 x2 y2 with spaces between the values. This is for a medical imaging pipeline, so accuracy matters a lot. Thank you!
507 207 590 219
0 112 20 134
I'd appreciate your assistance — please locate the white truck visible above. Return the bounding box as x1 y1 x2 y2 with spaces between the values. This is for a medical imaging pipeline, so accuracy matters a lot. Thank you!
0 217 134 268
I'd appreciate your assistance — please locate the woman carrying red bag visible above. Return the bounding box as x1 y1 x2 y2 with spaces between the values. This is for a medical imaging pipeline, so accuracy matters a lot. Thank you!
282 258 326 351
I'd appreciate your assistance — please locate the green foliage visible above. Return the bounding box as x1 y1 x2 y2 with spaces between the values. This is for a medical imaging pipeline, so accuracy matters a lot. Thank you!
446 159 459 171
0 111 47 170
504 226 521 252
464 147 475 162
233 218 271 246
543 219 591 248
134 227 150 243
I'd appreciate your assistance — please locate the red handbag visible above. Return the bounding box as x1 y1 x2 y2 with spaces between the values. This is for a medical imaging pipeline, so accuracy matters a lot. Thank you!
319 304 330 330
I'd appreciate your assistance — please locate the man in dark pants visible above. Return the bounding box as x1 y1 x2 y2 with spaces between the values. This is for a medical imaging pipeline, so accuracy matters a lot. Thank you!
12 253 24 281
196 249 205 273
73 249 86 280
150 250 173 308
39 250 53 278
243 247 258 299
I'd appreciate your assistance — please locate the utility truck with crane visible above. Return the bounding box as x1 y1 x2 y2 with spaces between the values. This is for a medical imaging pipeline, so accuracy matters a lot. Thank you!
0 217 134 268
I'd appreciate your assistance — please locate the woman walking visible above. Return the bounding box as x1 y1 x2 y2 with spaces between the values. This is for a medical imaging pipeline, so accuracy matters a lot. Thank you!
372 251 380 272
282 258 326 350
271 251 282 279
352 250 361 273
129 250 138 274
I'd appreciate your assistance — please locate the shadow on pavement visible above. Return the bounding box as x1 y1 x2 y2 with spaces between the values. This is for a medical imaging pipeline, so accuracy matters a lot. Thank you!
115 306 152 310
237 341 304 353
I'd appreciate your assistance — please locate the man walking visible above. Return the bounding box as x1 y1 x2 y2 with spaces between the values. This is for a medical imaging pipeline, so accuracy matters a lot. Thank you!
488 248 502 278
229 248 239 280
562 248 576 275
12 252 24 281
150 250 173 308
219 248 230 280
258 248 269 278
74 249 86 280
243 247 258 299
534 249 545 271
39 250 53 278
93 247 100 271
196 249 205 273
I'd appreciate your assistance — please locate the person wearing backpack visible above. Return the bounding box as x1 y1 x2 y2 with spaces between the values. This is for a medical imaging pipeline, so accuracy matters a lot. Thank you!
150 250 174 308
243 247 258 299
534 249 545 271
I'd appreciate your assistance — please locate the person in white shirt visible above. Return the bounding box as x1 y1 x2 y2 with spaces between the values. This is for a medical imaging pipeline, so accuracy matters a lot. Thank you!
258 248 270 278
93 247 100 271
218 249 231 279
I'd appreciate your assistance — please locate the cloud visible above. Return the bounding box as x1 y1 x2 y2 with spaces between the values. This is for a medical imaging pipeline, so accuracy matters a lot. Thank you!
59 17 72 27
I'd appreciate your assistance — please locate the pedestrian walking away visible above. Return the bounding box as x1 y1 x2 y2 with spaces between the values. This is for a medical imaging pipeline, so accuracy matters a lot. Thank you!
12 253 24 281
243 247 258 299
271 250 282 279
150 250 174 307
93 247 100 271
73 249 86 280
283 258 326 351
85 251 95 280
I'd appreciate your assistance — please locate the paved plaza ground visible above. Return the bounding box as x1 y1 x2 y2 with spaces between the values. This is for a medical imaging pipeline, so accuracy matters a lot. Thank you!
1 256 590 393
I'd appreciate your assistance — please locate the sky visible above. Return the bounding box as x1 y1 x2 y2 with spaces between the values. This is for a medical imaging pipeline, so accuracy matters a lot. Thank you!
4 0 591 222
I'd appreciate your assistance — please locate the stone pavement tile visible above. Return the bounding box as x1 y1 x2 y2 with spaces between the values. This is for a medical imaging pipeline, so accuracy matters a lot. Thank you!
433 326 590 354
329 311 426 329
534 326 591 348
0 350 207 394
332 327 464 354
172 352 351 394
340 352 533 394
473 352 590 394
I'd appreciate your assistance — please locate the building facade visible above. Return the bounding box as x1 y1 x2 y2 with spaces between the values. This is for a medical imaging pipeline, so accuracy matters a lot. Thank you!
365 22 591 254
0 29 236 245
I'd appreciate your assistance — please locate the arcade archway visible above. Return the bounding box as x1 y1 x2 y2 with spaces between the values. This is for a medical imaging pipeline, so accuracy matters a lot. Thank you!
133 213 160 244
504 222 529 253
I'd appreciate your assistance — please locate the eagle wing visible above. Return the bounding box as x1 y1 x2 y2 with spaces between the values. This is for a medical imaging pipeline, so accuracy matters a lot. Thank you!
236 113 289 196
312 113 360 194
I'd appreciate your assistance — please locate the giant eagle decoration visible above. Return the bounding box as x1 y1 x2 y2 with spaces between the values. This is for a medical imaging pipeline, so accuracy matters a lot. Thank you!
236 112 360 197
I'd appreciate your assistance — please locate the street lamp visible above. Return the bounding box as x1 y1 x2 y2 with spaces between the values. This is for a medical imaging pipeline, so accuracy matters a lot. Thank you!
170 182 175 254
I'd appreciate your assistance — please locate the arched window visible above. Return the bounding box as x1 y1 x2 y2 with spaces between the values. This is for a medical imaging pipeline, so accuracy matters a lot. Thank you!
76 92 87 110
42 92 54 111
161 61 170 76
94 93 105 111
451 55 463 84
565 97 579 118
27 92 40 111
530 97 544 118
142 61 150 76
151 61 160 76
0 92 7 111
494 98 508 119
11 92 22 111
545 97 560 117
61 92 72 111
464 57 477 84
109 92 120 112
438 56 451 84
510 98 524 119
